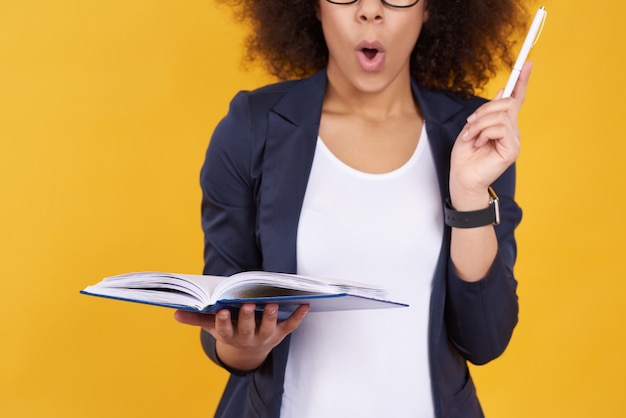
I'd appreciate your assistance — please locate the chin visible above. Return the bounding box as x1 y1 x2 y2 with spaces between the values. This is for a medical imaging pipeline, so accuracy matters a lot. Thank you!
351 73 397 94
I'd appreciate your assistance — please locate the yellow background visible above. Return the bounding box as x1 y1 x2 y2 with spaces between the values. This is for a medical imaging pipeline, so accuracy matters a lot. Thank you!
1 1 624 416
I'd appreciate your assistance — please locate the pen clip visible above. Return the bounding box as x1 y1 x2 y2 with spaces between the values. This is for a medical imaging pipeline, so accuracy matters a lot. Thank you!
532 7 548 47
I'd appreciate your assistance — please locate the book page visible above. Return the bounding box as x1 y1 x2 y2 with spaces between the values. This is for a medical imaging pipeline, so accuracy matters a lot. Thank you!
214 271 387 301
84 272 225 308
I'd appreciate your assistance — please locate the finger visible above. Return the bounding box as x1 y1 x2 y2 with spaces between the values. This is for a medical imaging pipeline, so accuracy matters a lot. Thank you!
257 303 279 340
278 304 310 335
174 309 216 330
473 124 518 151
466 96 513 125
464 111 511 145
471 110 510 135
214 308 235 339
236 303 258 340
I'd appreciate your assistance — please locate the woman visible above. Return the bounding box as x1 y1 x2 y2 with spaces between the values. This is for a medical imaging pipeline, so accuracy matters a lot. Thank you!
175 0 530 416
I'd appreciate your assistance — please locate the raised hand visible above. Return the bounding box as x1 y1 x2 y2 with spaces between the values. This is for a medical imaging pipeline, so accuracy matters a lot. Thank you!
449 61 532 208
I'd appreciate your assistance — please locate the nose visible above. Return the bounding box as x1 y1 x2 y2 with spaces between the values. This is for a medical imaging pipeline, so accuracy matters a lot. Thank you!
357 0 384 22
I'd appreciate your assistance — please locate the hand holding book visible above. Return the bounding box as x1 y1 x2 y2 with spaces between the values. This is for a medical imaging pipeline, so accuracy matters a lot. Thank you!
174 302 311 372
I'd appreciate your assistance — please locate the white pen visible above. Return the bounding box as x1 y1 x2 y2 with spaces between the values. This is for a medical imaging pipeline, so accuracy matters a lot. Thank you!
503 6 547 98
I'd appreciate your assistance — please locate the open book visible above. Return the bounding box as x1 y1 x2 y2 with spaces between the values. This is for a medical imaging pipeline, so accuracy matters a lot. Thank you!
81 271 408 319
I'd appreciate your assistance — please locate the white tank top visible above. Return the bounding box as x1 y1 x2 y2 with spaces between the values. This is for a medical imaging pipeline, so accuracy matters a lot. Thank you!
281 125 443 418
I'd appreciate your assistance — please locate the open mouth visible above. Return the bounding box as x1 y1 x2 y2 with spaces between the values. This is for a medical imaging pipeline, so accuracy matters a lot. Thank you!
356 42 385 71
362 47 379 60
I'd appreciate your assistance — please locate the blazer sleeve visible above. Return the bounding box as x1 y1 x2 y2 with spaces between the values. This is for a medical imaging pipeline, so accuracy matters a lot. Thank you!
445 163 522 365
198 91 263 371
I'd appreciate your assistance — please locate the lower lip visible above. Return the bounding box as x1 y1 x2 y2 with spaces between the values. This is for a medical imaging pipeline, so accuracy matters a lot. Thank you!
356 50 385 72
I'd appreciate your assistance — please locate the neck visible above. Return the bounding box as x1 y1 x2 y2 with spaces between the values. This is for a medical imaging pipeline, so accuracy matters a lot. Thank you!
323 68 419 122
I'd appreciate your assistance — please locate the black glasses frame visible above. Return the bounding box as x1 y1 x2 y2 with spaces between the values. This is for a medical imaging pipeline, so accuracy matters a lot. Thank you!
325 0 420 9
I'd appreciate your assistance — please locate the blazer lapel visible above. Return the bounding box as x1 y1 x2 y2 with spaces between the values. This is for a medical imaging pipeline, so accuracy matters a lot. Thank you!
413 84 467 201
258 71 328 274
413 83 485 384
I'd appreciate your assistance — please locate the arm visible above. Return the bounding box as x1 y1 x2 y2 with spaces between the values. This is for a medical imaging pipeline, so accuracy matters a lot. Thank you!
174 92 308 373
445 166 521 365
445 62 532 364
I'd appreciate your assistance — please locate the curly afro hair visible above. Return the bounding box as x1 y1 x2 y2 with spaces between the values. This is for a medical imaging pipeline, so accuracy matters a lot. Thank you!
218 0 529 97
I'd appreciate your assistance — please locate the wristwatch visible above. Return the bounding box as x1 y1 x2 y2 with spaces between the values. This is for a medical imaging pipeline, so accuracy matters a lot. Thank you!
444 187 501 228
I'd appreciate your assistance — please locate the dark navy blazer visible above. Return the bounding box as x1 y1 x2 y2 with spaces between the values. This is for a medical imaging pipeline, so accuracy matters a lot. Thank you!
198 70 521 418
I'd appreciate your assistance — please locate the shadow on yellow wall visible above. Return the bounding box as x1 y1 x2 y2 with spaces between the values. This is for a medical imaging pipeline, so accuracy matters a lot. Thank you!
1 1 624 417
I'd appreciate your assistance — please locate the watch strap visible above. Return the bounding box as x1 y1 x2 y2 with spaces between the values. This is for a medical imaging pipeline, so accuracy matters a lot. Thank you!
444 187 501 228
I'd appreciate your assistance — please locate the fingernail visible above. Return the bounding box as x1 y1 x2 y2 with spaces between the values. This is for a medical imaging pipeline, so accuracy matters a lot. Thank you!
467 114 476 123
